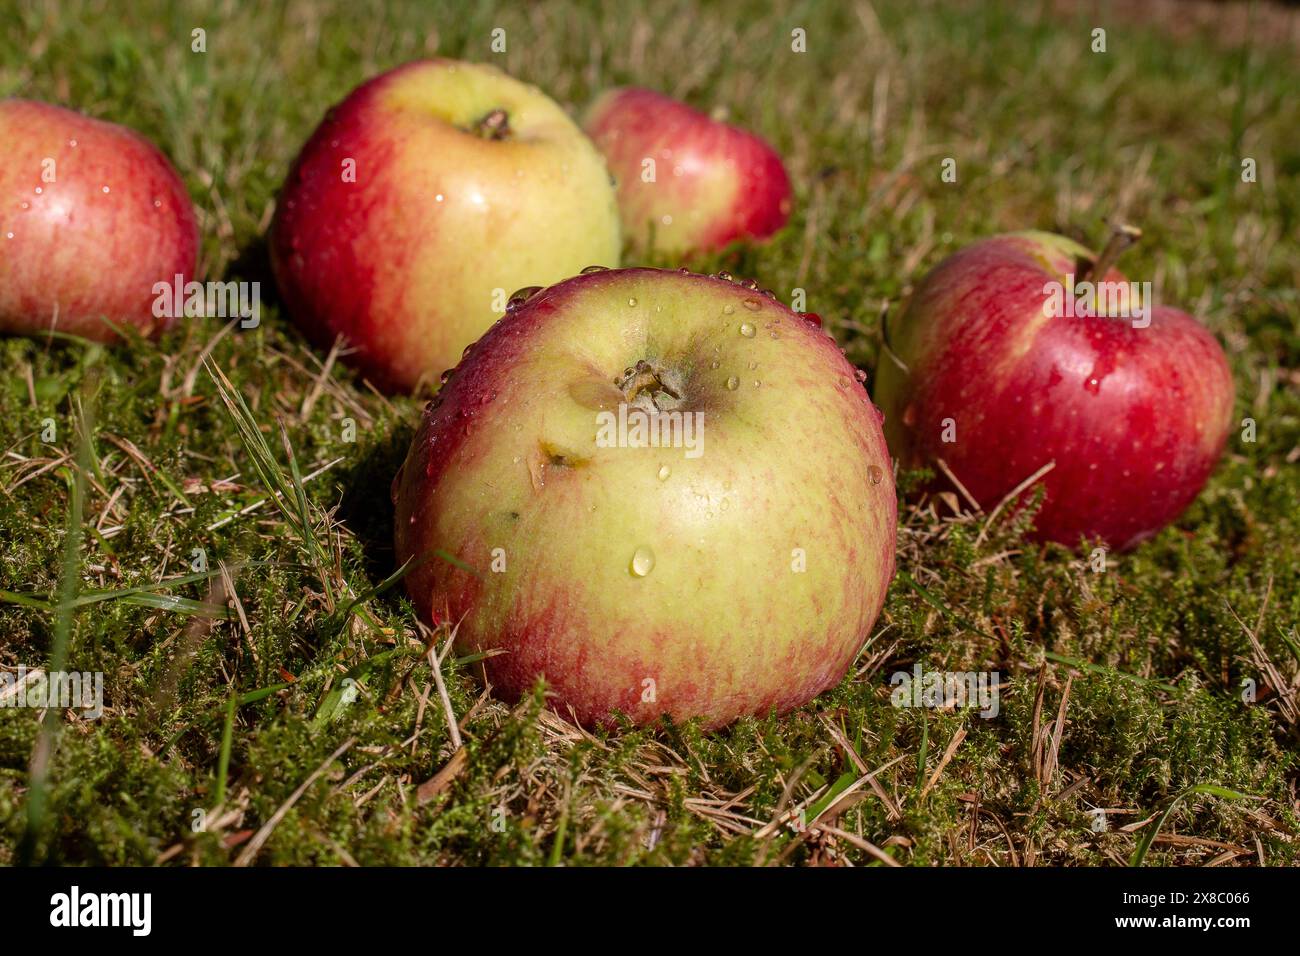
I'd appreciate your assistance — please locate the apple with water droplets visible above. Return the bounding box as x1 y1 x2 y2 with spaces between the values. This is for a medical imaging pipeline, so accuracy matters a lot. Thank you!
584 87 792 257
271 59 622 392
392 267 896 728
872 229 1234 550
0 99 198 341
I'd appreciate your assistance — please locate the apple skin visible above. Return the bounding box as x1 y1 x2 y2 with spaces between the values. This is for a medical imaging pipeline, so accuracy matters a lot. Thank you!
392 267 896 728
271 59 622 392
0 99 198 342
584 87 792 257
872 231 1235 551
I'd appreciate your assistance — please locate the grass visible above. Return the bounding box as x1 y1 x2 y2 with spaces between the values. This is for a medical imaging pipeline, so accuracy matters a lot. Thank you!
1 0 1297 866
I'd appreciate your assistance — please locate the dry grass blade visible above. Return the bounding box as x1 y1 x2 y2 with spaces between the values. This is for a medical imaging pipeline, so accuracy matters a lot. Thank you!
920 726 967 800
1227 576 1298 729
234 736 356 866
976 461 1055 545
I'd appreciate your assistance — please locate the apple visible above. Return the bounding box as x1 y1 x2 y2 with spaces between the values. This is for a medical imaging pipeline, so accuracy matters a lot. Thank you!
584 87 792 257
271 59 622 392
391 267 896 728
0 99 198 342
872 228 1235 550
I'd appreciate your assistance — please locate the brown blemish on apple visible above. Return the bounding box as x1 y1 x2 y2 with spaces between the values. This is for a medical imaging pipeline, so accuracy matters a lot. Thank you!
527 440 591 490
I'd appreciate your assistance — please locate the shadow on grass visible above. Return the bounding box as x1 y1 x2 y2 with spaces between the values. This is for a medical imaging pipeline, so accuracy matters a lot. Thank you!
336 419 417 590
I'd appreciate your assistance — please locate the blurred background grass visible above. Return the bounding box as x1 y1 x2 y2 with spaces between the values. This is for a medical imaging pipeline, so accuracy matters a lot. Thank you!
0 0 1296 865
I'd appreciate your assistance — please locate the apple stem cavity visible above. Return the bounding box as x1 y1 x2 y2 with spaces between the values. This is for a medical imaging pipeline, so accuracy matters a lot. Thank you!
1082 222 1143 284
473 108 512 140
617 359 681 411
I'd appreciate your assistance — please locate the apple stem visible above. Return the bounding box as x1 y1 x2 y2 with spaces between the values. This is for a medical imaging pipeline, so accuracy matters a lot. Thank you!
474 109 511 140
618 360 678 410
1082 223 1142 284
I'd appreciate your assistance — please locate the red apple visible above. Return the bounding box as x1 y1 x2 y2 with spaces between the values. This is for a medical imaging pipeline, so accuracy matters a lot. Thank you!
0 99 198 341
392 267 896 728
872 229 1235 551
271 59 621 392
584 87 792 257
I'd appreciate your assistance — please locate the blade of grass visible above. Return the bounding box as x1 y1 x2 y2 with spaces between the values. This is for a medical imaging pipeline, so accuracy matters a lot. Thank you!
897 570 997 640
1043 651 1178 694
312 647 416 726
214 691 237 806
914 709 930 794
548 782 571 867
1129 784 1251 866
17 384 92 865
204 361 325 562
0 560 292 612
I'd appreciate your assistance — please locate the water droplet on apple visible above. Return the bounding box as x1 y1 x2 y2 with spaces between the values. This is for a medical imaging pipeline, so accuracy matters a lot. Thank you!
715 271 733 282
854 368 868 382
739 323 755 337
748 362 757 370
709 360 720 369
581 265 609 274
630 547 655 577
868 464 884 484
507 286 542 311
742 298 761 311
657 465 671 481
722 304 735 315
739 278 759 291
725 376 739 390
902 404 917 426
800 312 822 328
627 297 637 307
34 187 42 195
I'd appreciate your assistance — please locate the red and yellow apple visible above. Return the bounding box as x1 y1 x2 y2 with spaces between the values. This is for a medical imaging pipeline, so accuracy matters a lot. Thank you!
584 87 792 257
271 59 621 392
392 267 896 728
0 99 198 341
872 229 1235 550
